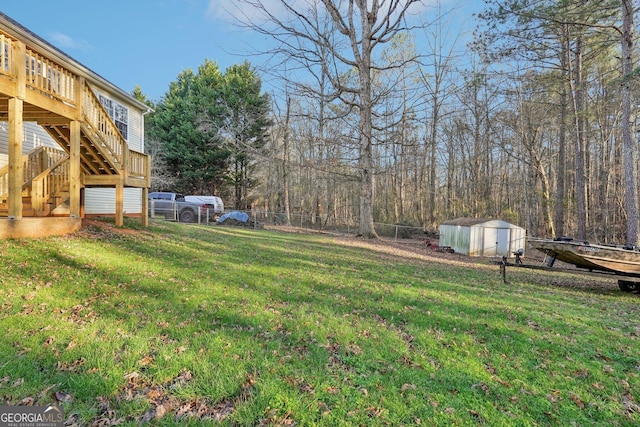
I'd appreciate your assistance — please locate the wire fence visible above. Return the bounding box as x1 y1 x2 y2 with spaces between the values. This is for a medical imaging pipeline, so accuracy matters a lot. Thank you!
150 206 431 240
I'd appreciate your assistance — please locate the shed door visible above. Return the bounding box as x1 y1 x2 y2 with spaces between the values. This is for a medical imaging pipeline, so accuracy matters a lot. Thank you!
483 227 511 256
496 228 510 256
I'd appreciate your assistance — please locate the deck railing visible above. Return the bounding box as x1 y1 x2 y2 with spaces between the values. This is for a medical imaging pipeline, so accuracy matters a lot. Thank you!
0 147 66 201
0 33 12 75
128 149 148 179
81 81 124 168
25 46 76 105
31 156 70 216
0 28 149 190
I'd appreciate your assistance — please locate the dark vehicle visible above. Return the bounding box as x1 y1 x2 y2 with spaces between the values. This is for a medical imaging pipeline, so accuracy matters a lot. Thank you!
148 192 208 223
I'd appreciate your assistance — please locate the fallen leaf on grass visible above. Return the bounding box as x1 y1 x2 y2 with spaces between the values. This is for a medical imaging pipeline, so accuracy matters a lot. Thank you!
472 383 490 395
56 358 86 372
168 369 193 390
570 393 585 409
20 397 35 405
54 390 74 403
156 404 167 419
494 377 511 387
469 409 487 423
623 392 640 414
596 353 613 362
401 383 417 392
16 346 31 356
345 344 362 355
38 384 58 399
572 369 589 378
546 390 560 404
325 386 339 394
365 406 383 417
124 371 141 381
139 355 154 366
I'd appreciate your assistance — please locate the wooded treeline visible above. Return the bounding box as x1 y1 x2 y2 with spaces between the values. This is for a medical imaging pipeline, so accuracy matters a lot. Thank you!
141 0 639 242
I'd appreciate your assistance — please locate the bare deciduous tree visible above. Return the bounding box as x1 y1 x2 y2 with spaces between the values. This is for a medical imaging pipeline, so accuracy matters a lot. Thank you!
230 0 421 237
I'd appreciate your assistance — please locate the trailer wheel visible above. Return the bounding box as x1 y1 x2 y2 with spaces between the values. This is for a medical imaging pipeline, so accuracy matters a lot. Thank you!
618 280 638 293
180 209 196 223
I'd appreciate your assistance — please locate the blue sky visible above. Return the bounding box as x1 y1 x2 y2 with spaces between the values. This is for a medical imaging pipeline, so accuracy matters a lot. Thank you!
0 0 483 103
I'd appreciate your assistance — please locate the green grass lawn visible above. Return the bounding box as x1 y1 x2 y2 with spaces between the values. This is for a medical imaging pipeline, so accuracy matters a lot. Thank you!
1 218 638 426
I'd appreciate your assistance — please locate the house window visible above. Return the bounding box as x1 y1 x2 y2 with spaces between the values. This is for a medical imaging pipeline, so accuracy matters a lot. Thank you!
99 94 128 140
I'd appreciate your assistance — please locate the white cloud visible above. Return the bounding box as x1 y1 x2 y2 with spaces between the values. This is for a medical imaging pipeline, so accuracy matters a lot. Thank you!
204 0 445 27
49 32 91 52
205 0 309 23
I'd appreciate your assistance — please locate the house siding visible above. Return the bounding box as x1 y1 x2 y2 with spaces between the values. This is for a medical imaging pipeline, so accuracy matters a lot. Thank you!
92 87 145 152
85 188 142 215
0 121 60 167
1 117 144 215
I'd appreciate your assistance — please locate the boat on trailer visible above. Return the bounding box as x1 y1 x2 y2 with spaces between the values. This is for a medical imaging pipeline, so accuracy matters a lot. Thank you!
528 237 640 292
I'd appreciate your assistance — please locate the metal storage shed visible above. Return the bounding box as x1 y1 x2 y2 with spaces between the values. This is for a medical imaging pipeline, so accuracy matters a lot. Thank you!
439 218 526 257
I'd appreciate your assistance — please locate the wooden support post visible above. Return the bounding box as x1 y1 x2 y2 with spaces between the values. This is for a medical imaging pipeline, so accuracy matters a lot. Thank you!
8 98 23 219
13 41 27 100
141 187 148 227
500 256 508 284
115 184 124 227
69 120 81 217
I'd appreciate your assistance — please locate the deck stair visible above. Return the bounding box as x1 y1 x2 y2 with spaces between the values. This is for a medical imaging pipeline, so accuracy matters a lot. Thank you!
0 146 70 217
0 23 150 233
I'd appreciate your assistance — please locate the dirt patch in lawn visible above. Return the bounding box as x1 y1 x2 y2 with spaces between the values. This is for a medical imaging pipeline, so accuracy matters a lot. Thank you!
80 218 149 238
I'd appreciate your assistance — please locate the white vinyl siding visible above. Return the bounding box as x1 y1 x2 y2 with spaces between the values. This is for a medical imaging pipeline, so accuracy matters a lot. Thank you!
94 89 145 152
84 188 142 214
127 108 144 152
0 121 60 168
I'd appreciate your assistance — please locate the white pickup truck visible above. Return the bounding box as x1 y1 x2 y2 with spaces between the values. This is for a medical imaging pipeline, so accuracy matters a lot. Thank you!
148 192 208 223
184 195 224 216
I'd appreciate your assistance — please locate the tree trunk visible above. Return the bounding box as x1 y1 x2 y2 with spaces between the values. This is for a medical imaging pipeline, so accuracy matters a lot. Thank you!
283 96 292 225
571 36 587 240
621 0 637 246
555 69 568 238
356 4 378 238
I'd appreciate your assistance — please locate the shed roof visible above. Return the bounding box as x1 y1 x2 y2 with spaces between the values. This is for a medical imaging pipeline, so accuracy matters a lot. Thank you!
440 218 492 226
440 217 523 229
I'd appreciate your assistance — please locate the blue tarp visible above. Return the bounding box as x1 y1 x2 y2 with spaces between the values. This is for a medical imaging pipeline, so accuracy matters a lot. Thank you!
218 211 249 223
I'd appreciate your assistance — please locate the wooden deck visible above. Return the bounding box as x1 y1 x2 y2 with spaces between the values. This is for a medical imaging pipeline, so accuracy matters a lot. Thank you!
0 23 150 237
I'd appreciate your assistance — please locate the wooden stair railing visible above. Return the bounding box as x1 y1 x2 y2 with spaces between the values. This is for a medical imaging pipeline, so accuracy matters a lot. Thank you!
80 83 150 181
81 81 124 171
31 156 70 216
0 147 67 202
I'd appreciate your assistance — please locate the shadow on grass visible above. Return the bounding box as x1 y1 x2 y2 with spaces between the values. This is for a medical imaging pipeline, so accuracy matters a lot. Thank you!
1 220 638 425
